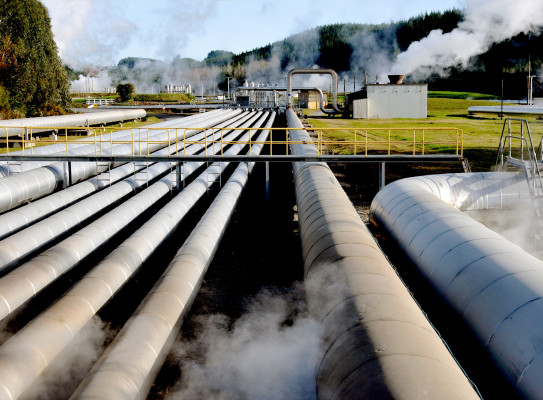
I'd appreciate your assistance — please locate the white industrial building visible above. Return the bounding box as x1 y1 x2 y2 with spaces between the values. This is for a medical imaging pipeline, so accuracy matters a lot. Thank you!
351 83 428 119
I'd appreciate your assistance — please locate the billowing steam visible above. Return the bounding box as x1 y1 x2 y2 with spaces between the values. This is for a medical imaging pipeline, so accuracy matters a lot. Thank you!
42 0 221 69
171 285 324 400
70 70 114 93
42 0 136 69
391 0 543 80
20 317 112 400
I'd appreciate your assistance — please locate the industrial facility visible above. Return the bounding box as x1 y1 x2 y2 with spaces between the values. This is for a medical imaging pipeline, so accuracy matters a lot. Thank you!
0 68 542 400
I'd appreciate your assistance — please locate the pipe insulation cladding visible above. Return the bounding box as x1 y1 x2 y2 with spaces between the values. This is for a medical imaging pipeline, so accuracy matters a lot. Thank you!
0 109 229 239
0 109 147 138
0 109 242 212
71 112 275 400
0 108 233 180
0 112 271 400
370 172 543 400
286 108 479 400
0 109 224 176
0 111 261 322
0 111 256 278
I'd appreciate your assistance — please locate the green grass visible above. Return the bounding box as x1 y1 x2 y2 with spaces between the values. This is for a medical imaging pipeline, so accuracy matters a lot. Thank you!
133 93 193 102
307 96 543 171
428 91 500 100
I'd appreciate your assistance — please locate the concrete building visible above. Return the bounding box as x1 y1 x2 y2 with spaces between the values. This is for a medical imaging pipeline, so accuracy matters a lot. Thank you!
350 82 427 119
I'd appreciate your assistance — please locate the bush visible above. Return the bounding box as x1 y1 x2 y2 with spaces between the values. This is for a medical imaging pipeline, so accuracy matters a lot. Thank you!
32 103 71 117
0 86 10 110
116 83 135 102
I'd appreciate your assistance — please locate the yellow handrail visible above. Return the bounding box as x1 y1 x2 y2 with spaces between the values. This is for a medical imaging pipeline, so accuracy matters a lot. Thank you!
0 126 465 158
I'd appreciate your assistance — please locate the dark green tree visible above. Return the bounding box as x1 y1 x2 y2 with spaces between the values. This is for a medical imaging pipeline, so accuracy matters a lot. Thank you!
0 0 71 116
116 83 135 102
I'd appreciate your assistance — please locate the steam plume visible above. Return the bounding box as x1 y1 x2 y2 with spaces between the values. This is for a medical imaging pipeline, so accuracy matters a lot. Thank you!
391 0 543 80
171 285 324 400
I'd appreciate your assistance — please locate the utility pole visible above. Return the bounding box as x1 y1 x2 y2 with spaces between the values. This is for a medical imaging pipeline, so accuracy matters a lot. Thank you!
501 79 504 120
528 56 533 106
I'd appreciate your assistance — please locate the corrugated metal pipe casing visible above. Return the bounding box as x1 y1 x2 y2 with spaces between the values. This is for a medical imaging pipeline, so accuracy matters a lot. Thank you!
71 113 276 399
370 173 543 399
0 109 146 137
286 109 479 400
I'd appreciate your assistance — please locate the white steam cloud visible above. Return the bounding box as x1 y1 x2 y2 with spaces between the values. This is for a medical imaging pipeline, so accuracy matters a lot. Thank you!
42 0 136 69
171 286 324 400
467 204 543 256
42 0 221 69
391 0 543 80
20 317 112 400
70 69 114 93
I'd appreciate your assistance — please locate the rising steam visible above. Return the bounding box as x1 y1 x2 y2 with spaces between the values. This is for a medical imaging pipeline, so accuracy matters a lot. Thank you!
171 285 324 400
391 0 543 80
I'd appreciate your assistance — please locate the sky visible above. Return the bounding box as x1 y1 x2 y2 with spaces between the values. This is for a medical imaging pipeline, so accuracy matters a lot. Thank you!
41 0 463 68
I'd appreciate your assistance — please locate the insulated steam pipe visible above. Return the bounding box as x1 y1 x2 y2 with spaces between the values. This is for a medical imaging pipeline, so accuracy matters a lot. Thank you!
286 108 479 400
0 111 228 238
0 108 232 177
0 109 224 176
0 112 265 323
0 112 271 400
0 111 254 273
0 109 241 212
71 113 275 400
287 68 343 113
370 172 543 400
0 109 146 138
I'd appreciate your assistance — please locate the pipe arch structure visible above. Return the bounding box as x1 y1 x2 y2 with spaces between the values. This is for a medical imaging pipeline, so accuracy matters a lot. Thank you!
232 86 332 115
287 68 344 113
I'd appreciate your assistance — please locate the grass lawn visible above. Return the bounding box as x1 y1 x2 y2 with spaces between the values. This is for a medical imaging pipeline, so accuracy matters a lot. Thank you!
306 96 543 171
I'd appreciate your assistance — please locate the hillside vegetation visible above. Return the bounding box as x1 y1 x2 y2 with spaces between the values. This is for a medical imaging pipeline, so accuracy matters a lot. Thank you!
91 10 543 100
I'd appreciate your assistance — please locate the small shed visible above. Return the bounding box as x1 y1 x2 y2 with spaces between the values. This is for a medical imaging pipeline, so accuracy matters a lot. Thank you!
298 90 327 109
351 83 427 119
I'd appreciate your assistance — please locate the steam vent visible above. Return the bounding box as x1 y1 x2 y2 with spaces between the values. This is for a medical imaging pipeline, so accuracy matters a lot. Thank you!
0 67 541 400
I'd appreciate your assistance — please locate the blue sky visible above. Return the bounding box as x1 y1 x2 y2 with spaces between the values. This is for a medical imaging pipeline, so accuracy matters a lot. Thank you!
42 0 462 67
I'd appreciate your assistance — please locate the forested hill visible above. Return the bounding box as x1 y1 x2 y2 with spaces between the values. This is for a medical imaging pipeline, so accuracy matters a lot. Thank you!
105 9 542 98
230 10 465 73
223 9 542 96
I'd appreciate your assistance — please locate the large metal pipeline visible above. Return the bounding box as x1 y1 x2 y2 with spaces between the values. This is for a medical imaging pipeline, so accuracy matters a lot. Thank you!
232 86 332 114
0 110 242 240
0 108 232 178
0 109 147 138
370 172 543 400
287 68 344 113
0 112 272 400
0 109 224 176
70 112 275 400
0 109 241 212
0 111 256 274
0 112 266 323
286 108 479 400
